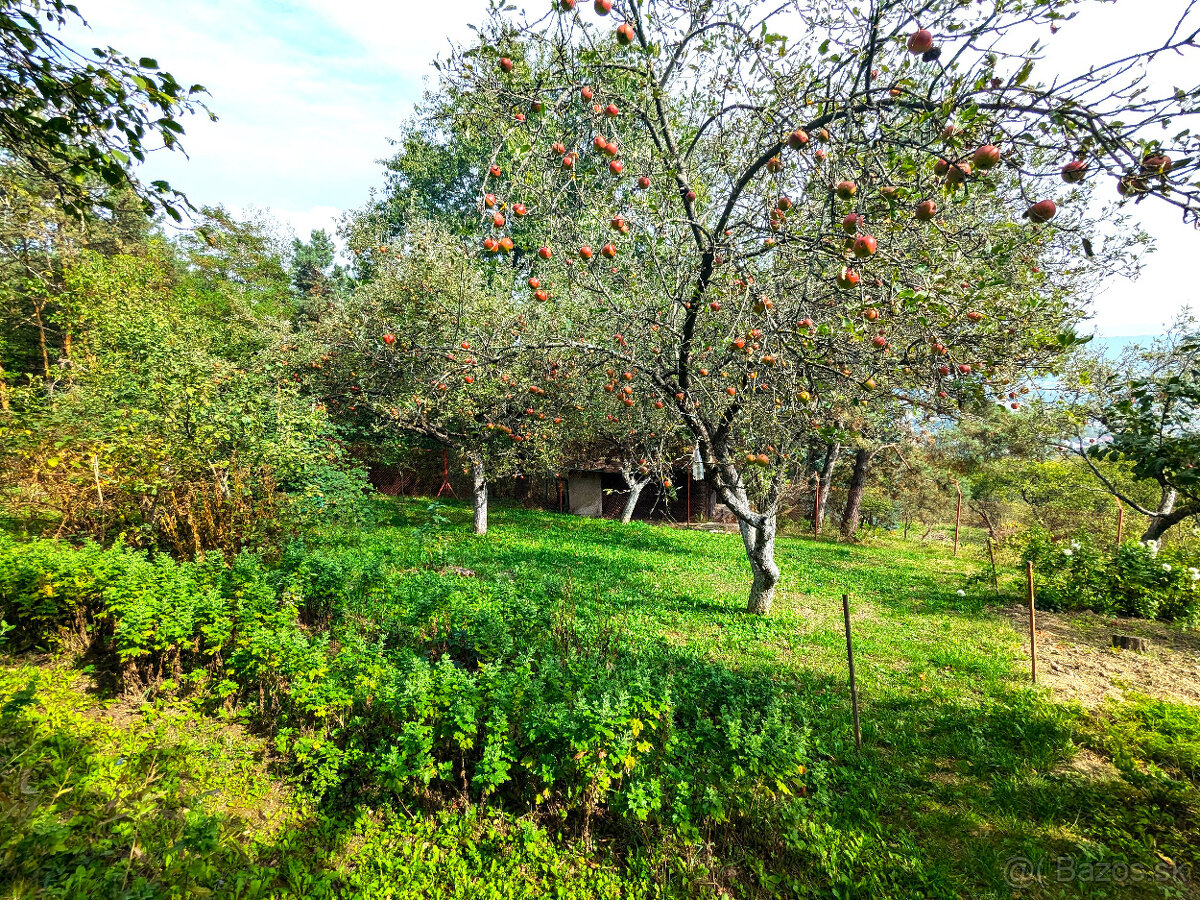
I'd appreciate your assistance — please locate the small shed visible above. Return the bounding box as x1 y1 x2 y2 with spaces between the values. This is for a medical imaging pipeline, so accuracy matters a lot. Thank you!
566 461 715 523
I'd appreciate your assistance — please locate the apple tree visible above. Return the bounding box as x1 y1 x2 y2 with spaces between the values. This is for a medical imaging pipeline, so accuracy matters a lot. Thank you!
316 220 576 535
439 0 1197 613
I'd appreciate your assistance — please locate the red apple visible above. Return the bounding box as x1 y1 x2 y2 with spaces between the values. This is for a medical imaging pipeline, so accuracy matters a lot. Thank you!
966 311 983 322
489 164 502 178
946 161 971 184
538 246 552 259
637 175 651 188
973 144 1001 169
499 57 514 73
685 189 697 202
611 215 625 230
726 387 737 396
915 199 936 221
579 245 594 260
483 193 497 208
562 154 575 169
609 159 624 175
767 156 782 173
581 86 594 100
907 29 934 54
842 213 863 234
1141 153 1172 175
787 129 810 150
958 364 972 374
1061 159 1087 183
776 196 793 212
605 103 619 117
498 236 514 253
483 238 499 253
528 277 540 289
934 158 950 177
601 242 617 258
616 22 635 45
852 234 878 258
1024 199 1057 223
873 335 888 348
836 267 860 289
938 365 951 376
535 289 549 302
864 307 879 321
382 333 395 345
558 0 575 8
594 0 612 14
552 141 566 155
464 375 475 384
512 202 527 216
835 180 857 199
492 212 506 228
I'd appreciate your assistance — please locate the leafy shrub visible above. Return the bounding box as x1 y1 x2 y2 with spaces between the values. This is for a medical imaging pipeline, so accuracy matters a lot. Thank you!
0 528 818 850
1023 528 1200 623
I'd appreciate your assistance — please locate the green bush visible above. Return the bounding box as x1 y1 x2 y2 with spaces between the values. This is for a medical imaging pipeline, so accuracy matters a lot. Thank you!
1022 528 1200 623
0 529 817 847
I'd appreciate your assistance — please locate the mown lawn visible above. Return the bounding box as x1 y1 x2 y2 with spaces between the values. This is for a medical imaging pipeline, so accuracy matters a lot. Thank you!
2 498 1197 899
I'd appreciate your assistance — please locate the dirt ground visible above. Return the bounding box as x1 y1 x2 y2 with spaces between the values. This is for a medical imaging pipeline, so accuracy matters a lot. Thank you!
999 605 1200 708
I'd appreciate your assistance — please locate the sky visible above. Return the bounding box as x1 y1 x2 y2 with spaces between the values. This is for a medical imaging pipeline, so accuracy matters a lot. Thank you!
64 0 1196 340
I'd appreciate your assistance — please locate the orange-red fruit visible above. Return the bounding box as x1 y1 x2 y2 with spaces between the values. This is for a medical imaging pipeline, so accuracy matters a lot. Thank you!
528 277 540 289
609 159 624 174
835 180 857 199
382 333 395 345
616 22 635 45
581 86 594 100
946 161 971 184
492 213 506 228
538 246 552 259
852 234 878 258
1061 159 1087 183
535 289 549 302
787 129 810 150
558 0 575 9
499 57 514 73
1141 153 1172 175
915 199 936 221
605 103 619 117
907 29 933 54
594 0 612 14
489 164 502 177
637 175 651 188
864 307 879 321
966 311 983 322
973 144 1001 169
842 213 862 234
836 267 860 289
767 156 782 173
601 243 617 259
934 158 950 177
552 141 566 155
483 193 497 208
483 238 499 253
512 202 527 216
465 375 475 384
775 196 793 212
498 236 515 253
1025 199 1057 223
726 387 737 396
610 215 625 230
579 245 593 260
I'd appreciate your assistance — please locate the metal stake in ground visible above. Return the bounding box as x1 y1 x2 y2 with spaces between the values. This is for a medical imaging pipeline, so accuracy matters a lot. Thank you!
842 594 862 750
1027 561 1037 684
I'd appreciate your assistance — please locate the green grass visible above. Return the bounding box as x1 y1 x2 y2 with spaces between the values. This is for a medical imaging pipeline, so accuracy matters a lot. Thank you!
2 498 1197 899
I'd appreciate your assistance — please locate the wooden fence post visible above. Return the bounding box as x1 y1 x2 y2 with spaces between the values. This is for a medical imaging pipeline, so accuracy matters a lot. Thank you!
842 594 863 750
1027 561 1037 684
953 481 963 558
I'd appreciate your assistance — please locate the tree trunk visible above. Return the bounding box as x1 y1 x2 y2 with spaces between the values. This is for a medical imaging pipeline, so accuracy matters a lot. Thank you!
1140 488 1199 542
619 476 648 524
816 441 840 533
840 449 871 540
470 455 488 536
740 512 780 615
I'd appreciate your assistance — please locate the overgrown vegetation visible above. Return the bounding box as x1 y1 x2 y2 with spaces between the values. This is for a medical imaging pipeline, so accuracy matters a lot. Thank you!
3 499 1198 898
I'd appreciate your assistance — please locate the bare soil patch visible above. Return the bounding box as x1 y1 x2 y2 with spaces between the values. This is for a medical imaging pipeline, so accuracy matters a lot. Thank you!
1000 605 1200 708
